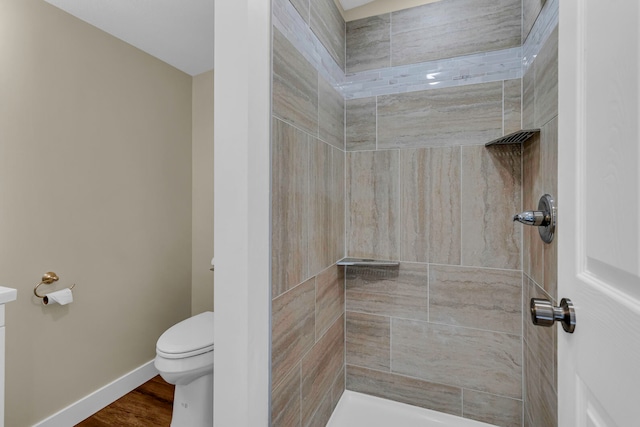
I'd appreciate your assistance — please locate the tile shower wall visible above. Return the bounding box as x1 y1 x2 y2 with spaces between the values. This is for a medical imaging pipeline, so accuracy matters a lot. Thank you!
270 0 346 425
521 1 559 425
344 1 525 426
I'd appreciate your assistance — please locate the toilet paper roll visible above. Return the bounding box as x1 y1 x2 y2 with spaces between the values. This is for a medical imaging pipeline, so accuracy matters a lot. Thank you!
43 288 73 306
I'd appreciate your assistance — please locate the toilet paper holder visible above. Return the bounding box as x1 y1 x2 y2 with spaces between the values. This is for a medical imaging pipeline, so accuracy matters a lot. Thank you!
34 271 75 299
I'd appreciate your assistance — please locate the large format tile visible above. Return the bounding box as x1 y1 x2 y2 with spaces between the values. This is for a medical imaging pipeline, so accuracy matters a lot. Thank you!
504 79 522 135
273 28 318 135
306 368 345 427
400 148 429 263
463 390 522 427
391 0 521 66
346 262 428 321
391 319 522 398
310 0 345 70
331 147 345 263
309 138 332 276
522 66 535 129
377 82 503 149
272 278 316 390
272 119 310 297
542 118 558 299
524 276 555 389
429 265 522 335
271 364 300 427
535 27 558 127
347 150 399 259
346 97 376 151
316 265 344 339
346 311 390 371
346 14 391 73
318 76 344 150
301 315 345 426
461 144 521 270
429 146 461 265
522 135 544 286
523 0 546 42
524 337 557 427
346 365 462 416
288 0 309 24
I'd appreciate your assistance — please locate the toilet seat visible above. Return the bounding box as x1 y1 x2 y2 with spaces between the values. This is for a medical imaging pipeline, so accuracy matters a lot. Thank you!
156 311 214 359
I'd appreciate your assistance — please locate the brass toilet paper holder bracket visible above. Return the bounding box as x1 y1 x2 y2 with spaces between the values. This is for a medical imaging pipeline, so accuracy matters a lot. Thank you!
34 272 75 299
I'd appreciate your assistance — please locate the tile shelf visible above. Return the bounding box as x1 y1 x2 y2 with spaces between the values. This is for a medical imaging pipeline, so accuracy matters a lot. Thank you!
336 258 399 267
485 128 540 146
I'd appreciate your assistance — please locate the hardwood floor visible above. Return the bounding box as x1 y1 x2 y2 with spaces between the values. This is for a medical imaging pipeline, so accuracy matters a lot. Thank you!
76 376 174 427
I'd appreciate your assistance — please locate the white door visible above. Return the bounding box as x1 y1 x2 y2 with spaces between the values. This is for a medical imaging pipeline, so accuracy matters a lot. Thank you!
558 0 640 426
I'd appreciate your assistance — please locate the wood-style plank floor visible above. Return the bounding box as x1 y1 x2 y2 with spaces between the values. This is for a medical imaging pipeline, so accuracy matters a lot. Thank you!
76 376 174 427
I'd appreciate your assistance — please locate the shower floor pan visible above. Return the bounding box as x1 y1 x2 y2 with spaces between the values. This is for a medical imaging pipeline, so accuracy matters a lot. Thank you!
327 391 497 427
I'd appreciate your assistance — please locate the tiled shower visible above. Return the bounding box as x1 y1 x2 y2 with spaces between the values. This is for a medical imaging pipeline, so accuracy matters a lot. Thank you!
270 0 558 426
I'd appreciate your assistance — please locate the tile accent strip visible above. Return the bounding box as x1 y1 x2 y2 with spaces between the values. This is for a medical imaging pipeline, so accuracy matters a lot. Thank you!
274 0 558 100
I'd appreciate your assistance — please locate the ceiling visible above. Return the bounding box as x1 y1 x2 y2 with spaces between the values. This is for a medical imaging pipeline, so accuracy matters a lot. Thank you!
339 0 376 10
43 0 214 76
40 0 381 76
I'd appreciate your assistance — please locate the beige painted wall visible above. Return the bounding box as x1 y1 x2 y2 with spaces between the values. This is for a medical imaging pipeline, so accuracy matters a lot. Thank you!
0 0 193 425
192 70 214 315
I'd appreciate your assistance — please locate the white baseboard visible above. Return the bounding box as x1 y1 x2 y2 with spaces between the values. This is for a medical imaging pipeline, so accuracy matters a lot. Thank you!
33 360 158 427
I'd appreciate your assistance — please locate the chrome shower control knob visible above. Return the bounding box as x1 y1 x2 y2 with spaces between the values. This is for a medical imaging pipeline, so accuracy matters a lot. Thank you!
513 194 556 243
530 298 576 333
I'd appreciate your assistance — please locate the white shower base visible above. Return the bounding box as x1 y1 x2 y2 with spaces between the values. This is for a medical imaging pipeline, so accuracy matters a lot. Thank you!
327 391 496 427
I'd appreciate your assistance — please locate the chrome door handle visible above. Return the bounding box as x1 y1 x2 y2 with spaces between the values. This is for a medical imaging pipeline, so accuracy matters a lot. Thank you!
530 298 576 333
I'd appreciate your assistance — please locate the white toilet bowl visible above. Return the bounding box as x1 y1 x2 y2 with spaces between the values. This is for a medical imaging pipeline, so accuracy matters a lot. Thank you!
155 311 214 427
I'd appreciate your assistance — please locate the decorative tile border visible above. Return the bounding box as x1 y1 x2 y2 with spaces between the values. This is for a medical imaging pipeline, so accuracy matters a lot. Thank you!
273 0 558 100
340 47 522 99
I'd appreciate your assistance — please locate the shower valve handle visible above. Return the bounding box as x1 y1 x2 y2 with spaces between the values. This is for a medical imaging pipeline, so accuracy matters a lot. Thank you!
513 210 550 227
512 194 556 244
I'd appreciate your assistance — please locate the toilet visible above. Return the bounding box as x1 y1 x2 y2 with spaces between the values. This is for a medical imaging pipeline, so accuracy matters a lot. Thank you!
155 311 214 427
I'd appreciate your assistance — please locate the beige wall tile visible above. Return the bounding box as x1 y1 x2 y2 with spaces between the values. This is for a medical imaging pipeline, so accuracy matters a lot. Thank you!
289 0 309 24
377 83 503 149
331 367 346 406
316 265 345 339
522 136 544 286
331 147 346 262
522 66 535 129
309 138 333 276
535 27 558 127
319 76 345 150
301 315 345 426
429 265 522 335
429 146 462 265
523 0 546 42
272 119 310 297
524 338 558 427
524 276 555 389
347 365 462 416
272 278 316 390
463 390 522 427
310 0 346 70
347 150 400 259
542 118 558 298
346 14 391 73
272 364 301 427
392 319 522 398
504 79 522 135
400 148 430 263
461 144 521 270
346 311 390 371
346 262 428 320
391 0 521 66
273 28 318 135
346 97 376 151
